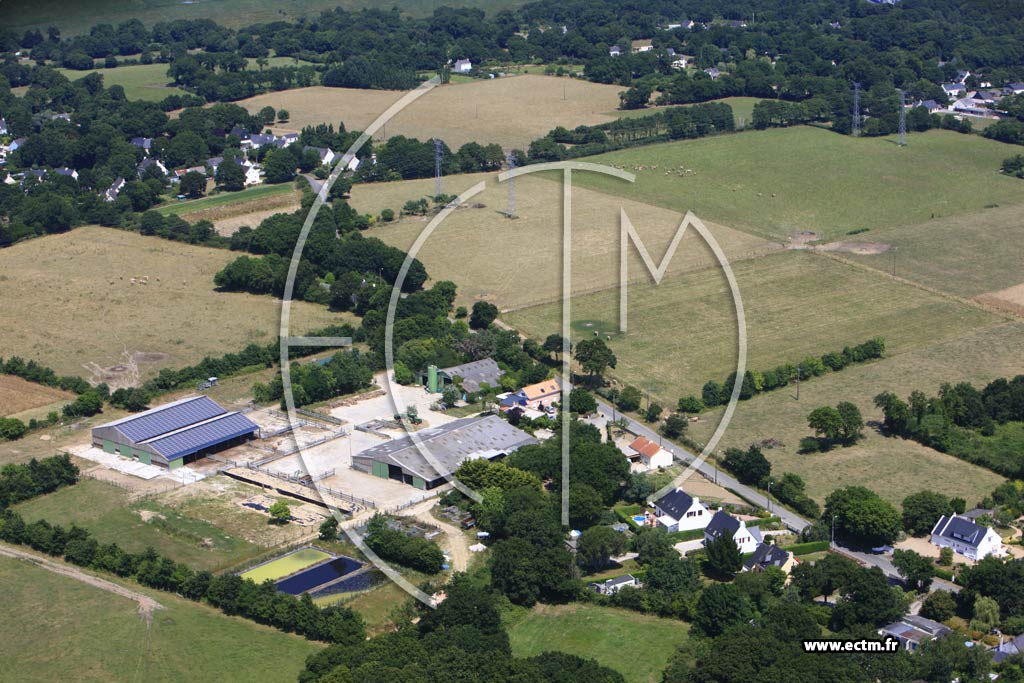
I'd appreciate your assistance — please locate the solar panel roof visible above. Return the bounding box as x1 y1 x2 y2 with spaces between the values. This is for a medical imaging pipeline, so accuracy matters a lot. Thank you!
145 412 258 461
110 396 227 442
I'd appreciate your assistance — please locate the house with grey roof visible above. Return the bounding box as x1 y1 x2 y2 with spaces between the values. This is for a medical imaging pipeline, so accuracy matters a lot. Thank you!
704 509 762 554
137 157 168 178
743 542 795 574
351 414 537 489
652 488 710 532
453 59 472 73
130 137 152 154
704 67 721 80
994 633 1024 663
590 574 640 595
878 615 951 652
930 514 1002 560
102 177 125 202
609 45 623 57
942 83 966 99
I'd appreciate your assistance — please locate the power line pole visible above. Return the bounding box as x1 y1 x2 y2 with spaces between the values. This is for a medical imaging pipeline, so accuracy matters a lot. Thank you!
505 150 516 218
852 81 861 137
898 89 907 147
432 138 443 198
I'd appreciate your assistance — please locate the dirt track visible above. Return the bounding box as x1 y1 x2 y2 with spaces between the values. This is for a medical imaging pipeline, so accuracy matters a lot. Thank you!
407 499 470 572
0 544 163 622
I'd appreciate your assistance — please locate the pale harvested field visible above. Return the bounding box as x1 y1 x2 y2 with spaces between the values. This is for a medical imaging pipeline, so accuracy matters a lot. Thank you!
690 321 1024 506
0 227 340 382
358 172 776 309
240 75 627 148
212 205 302 236
0 375 73 417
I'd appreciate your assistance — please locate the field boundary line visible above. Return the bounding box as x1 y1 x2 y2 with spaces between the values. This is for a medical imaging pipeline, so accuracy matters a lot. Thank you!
809 250 1021 322
500 244 782 314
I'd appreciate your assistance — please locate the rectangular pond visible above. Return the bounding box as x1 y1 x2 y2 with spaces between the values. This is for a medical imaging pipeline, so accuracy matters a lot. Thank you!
276 556 364 595
240 547 332 584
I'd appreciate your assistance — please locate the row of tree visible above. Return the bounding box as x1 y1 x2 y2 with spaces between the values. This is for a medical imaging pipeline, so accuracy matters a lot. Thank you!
0 504 366 644
695 337 886 409
874 376 1024 477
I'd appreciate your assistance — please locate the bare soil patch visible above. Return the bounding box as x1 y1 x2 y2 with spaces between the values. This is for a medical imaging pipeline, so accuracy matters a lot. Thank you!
0 375 74 417
976 282 1024 318
817 240 891 255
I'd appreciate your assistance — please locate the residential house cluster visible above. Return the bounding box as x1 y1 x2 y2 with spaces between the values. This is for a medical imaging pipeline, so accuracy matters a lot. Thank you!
649 488 794 575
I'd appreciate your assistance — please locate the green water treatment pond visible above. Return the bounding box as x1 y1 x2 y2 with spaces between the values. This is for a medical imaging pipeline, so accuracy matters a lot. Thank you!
240 547 332 584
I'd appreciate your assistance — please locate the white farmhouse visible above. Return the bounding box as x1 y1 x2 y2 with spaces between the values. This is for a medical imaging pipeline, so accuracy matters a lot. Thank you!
651 488 710 532
704 509 763 554
930 514 1002 561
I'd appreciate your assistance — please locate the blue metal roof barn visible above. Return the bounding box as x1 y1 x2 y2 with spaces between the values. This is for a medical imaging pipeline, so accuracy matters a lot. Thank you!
91 396 259 469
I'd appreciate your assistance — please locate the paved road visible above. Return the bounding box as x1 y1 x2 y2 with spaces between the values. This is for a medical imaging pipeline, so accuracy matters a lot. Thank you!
593 396 811 533
589 395 917 580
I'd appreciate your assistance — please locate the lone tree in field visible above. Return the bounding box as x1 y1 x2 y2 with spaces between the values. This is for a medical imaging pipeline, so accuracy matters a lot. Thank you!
574 337 616 384
277 108 290 122
268 500 291 525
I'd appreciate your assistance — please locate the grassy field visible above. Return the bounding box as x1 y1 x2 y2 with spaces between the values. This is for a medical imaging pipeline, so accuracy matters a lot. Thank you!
241 75 628 148
56 62 187 102
0 555 322 683
2 0 530 34
610 97 765 129
567 127 1024 242
14 478 266 572
507 603 689 683
358 172 775 309
154 183 299 217
506 249 1001 398
0 375 73 418
0 226 338 382
839 202 1024 299
689 321 1024 506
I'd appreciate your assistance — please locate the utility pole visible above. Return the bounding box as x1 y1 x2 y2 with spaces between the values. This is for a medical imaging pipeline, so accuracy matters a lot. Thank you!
898 89 907 147
852 82 862 137
891 246 898 277
767 480 772 513
795 366 802 400
831 514 838 547
505 149 516 218
432 138 444 198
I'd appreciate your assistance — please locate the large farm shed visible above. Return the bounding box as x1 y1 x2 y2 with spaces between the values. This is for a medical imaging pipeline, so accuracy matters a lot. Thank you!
91 396 259 469
351 415 536 489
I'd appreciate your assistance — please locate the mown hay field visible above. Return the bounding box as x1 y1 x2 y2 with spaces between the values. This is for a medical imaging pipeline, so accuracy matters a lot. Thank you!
0 226 339 381
505 250 1002 400
357 172 776 309
688 321 1024 506
240 75 627 148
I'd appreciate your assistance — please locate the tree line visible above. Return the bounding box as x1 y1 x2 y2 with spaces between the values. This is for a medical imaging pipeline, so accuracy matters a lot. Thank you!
874 375 1024 478
0 504 365 645
692 337 886 411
